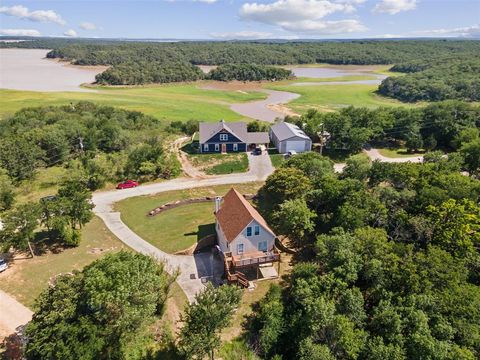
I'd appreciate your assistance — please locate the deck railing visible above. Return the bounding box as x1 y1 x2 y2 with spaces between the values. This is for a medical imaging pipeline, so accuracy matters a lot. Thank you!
231 249 280 268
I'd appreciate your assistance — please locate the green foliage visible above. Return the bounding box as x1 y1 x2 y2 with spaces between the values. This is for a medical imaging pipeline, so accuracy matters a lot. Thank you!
178 283 242 360
0 102 178 183
96 61 204 85
25 251 173 360
380 59 480 102
460 139 480 176
342 154 371 181
0 203 40 255
207 64 292 82
0 168 15 212
57 179 94 229
273 198 316 248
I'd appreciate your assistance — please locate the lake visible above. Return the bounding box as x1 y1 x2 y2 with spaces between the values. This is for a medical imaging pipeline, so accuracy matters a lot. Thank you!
0 49 107 92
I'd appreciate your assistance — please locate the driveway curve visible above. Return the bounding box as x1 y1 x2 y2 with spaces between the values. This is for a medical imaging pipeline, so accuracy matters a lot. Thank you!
93 152 273 302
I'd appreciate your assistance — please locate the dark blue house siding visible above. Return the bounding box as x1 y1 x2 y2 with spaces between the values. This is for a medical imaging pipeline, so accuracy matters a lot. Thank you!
201 130 247 153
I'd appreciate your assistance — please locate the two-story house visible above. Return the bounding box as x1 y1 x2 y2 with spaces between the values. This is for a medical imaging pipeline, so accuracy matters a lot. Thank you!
214 188 280 283
199 120 269 153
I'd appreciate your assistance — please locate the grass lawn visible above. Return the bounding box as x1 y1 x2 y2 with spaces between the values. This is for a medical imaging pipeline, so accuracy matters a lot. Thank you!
294 74 378 83
182 142 249 175
0 83 267 121
264 83 416 113
377 147 425 158
0 217 128 308
269 153 285 168
115 183 263 254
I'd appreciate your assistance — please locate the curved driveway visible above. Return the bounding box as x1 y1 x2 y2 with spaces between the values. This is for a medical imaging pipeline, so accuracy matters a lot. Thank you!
93 152 274 302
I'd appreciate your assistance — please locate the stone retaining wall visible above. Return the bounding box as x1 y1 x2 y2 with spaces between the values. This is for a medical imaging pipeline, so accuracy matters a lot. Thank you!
147 194 258 217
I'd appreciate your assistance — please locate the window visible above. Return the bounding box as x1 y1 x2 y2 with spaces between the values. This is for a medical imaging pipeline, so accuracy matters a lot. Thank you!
258 241 267 252
237 243 244 255
220 134 228 141
233 143 238 151
246 227 252 236
215 144 220 151
254 225 260 235
203 144 209 152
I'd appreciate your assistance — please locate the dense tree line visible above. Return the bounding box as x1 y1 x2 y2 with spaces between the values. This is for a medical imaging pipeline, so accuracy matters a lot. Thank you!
96 61 204 85
0 102 181 185
3 38 478 90
379 58 480 102
249 151 480 359
287 101 480 174
207 64 292 82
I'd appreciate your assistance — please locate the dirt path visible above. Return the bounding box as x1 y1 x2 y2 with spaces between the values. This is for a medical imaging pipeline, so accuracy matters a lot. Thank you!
0 290 33 341
171 136 207 179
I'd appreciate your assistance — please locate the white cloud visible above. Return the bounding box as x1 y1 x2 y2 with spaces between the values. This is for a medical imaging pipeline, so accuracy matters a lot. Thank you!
80 22 97 31
210 30 274 39
63 29 77 37
410 24 480 37
0 5 65 25
373 0 416 15
239 0 367 35
0 28 41 36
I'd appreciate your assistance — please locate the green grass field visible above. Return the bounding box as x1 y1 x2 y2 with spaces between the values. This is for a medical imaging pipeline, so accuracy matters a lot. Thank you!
115 183 263 254
0 83 267 121
265 83 414 113
0 217 128 308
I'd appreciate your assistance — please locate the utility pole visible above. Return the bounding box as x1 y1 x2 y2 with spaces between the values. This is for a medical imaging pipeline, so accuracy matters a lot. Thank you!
317 123 330 156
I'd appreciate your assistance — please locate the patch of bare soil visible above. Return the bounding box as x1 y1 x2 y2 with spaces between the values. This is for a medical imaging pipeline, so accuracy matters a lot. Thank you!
266 103 300 117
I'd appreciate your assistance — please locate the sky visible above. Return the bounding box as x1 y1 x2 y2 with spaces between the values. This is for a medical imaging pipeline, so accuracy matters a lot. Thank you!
0 0 479 40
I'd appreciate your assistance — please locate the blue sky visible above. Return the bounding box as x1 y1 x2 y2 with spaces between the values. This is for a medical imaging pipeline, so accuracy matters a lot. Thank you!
0 0 479 39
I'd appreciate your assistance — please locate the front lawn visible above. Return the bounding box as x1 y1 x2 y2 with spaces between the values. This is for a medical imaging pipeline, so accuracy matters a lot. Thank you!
0 217 128 308
182 143 249 175
115 183 263 254
269 153 285 168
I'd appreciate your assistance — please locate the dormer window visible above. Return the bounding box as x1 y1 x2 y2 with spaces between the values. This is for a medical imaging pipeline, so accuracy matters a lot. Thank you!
220 134 228 141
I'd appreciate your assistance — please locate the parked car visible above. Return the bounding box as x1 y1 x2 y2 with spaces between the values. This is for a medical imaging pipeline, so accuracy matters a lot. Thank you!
253 147 262 155
116 180 139 189
0 258 8 273
284 150 298 159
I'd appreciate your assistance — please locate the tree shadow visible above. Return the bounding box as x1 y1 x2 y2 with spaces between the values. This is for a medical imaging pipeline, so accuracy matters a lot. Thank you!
180 141 199 155
31 230 69 256
183 223 216 244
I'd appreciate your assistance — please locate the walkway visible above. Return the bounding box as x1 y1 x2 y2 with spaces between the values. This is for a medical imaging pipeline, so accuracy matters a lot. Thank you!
364 148 424 163
0 290 33 340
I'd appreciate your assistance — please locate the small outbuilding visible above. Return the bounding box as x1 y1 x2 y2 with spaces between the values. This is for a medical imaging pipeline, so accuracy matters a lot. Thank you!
269 122 312 154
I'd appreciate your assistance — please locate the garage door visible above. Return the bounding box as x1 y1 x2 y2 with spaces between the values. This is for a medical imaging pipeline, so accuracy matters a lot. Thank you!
285 140 305 153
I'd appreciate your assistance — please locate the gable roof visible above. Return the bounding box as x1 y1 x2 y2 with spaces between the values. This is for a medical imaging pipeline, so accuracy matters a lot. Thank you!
271 122 310 141
215 188 275 243
199 120 248 143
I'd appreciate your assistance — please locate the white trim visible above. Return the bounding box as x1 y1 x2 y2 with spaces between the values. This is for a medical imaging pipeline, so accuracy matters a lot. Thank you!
215 144 220 151
220 134 228 141
233 143 238 151
237 243 244 255
203 144 209 152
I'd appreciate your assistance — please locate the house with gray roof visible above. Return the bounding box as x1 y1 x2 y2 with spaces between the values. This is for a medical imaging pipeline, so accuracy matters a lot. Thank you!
269 122 312 153
199 120 269 153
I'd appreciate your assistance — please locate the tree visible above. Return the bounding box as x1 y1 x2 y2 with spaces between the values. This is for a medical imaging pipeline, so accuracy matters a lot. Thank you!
261 168 312 213
0 168 15 212
57 179 93 229
427 198 480 258
342 154 372 181
273 198 316 248
460 139 480 176
25 251 173 360
0 137 39 181
178 283 242 360
0 203 39 257
283 152 334 182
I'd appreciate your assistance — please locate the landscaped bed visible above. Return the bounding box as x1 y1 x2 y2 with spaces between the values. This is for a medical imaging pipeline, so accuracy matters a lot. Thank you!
115 183 263 254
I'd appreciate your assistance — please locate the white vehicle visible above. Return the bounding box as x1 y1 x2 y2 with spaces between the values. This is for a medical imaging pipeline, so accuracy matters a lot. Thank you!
0 258 8 272
284 150 298 159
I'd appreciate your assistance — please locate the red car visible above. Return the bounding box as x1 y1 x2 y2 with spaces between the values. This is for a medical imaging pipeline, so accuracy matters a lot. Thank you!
116 180 139 189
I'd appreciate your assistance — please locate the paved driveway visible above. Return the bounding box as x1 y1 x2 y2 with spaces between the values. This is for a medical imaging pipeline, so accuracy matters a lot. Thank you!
0 290 32 340
93 153 274 301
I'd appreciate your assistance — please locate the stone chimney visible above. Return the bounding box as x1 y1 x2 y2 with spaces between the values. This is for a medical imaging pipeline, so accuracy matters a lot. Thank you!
214 196 222 213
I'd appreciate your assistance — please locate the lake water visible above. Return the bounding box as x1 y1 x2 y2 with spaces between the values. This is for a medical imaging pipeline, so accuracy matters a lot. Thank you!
0 49 106 92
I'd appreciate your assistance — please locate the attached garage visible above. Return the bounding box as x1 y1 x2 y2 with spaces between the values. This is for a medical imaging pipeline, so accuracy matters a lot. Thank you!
270 122 312 154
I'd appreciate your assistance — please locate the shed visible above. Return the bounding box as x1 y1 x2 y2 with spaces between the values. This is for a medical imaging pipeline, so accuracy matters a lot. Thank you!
269 122 312 153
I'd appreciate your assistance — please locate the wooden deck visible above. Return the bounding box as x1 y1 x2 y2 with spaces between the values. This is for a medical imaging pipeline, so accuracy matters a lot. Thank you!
230 249 280 268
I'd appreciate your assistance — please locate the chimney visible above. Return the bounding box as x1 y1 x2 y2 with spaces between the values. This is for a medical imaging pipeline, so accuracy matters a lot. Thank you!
214 196 222 213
